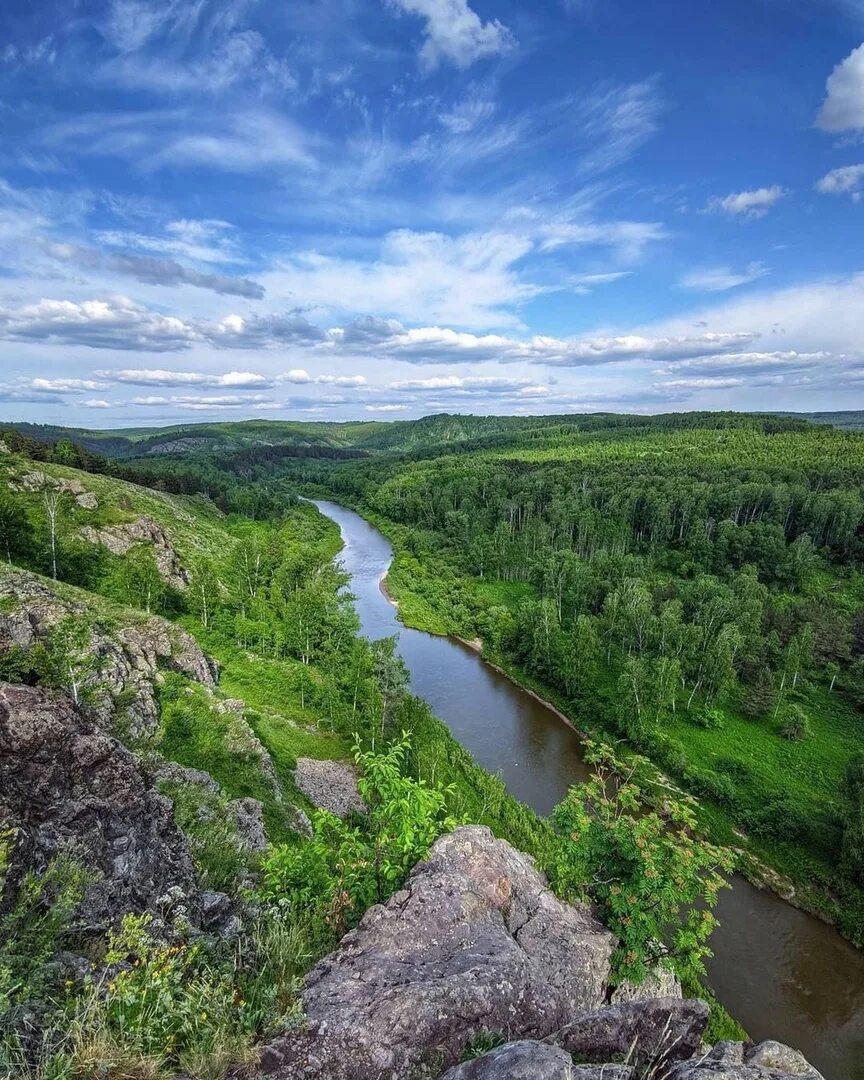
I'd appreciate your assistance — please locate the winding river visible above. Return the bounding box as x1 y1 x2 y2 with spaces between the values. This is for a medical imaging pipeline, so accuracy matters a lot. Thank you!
314 499 864 1080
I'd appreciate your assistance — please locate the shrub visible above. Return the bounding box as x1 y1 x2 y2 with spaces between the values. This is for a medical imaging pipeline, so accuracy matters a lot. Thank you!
261 735 460 933
549 744 735 986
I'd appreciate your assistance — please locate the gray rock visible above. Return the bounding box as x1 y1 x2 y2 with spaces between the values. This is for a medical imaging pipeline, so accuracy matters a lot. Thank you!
0 683 203 931
610 964 682 1004
293 757 366 818
287 805 314 838
79 515 190 590
260 825 615 1079
0 570 217 740
440 1041 581 1080
11 470 98 509
555 998 708 1067
155 761 222 794
666 1039 824 1080
229 797 269 852
744 1041 822 1077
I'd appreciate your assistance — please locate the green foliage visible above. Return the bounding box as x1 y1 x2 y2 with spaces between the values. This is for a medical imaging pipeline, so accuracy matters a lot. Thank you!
0 842 91 1012
549 745 735 985
261 736 459 932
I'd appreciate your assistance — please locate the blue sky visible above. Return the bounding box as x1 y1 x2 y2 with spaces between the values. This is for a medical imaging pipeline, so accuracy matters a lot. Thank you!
1 0 863 424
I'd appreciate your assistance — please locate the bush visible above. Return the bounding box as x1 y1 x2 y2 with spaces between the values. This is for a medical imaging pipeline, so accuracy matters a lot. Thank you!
260 735 460 934
778 704 811 741
549 744 735 985
691 707 725 730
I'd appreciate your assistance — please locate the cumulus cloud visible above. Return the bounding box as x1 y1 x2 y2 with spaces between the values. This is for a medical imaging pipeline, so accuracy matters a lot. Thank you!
817 43 864 132
707 186 786 218
27 377 105 392
128 392 283 411
815 164 864 200
388 0 514 71
0 296 196 351
210 311 329 348
679 263 769 292
95 368 271 388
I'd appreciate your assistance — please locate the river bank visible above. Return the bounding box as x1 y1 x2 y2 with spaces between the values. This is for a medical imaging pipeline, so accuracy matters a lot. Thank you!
314 496 864 1080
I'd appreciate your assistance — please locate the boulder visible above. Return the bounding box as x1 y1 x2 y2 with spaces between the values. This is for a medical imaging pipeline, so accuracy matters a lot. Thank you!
666 1039 824 1080
0 683 205 931
260 826 615 1079
293 757 366 818
440 1041 598 1080
441 1041 636 1080
554 997 708 1067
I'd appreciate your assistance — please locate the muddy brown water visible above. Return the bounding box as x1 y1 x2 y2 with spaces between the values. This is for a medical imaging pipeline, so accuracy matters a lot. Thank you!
314 500 864 1079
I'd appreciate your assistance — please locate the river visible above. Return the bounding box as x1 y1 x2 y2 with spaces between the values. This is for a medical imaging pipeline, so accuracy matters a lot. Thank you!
314 499 864 1080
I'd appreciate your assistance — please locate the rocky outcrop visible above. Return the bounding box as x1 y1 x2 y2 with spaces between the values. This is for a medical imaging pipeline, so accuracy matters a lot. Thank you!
229 797 269 853
0 683 208 932
666 1039 824 1079
0 569 216 738
555 997 708 1065
293 757 366 818
79 515 190 590
260 826 615 1079
11 469 98 509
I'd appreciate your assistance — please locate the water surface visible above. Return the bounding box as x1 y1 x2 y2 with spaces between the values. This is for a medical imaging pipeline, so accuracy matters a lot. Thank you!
315 499 864 1080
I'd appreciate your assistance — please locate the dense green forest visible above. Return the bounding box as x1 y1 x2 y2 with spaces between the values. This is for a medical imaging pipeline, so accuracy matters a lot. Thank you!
1 424 749 1077
76 411 864 946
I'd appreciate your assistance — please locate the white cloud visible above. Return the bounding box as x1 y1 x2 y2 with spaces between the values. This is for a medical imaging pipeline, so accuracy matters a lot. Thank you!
817 43 864 133
46 241 264 299
0 296 197 351
128 392 283 411
261 229 541 330
654 350 829 377
679 262 768 292
576 79 663 173
389 375 546 395
815 164 864 200
45 109 317 175
96 368 271 388
366 403 409 412
28 377 105 392
707 186 786 218
388 0 514 71
83 399 112 408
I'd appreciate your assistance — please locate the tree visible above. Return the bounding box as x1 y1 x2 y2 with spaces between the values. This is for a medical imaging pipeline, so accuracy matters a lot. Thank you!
550 744 734 985
0 489 32 565
370 637 409 739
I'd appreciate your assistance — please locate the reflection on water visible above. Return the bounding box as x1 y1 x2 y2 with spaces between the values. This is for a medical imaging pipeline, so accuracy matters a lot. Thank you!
315 499 864 1080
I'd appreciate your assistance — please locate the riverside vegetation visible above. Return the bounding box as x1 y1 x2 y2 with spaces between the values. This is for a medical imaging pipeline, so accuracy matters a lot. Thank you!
0 425 746 1080
71 410 864 945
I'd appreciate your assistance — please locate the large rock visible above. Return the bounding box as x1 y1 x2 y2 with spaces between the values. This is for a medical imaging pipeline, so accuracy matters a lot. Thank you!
12 469 98 509
667 1040 824 1080
0 683 206 931
555 997 708 1066
79 515 190 590
441 1041 635 1080
260 825 615 1079
0 569 217 738
293 757 366 817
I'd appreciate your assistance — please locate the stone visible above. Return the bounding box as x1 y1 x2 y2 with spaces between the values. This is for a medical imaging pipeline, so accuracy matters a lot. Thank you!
259 826 615 1079
79 515 190 590
440 1041 584 1080
744 1042 822 1077
11 470 98 509
293 757 366 818
0 569 217 739
287 805 314 838
229 797 269 852
609 963 682 1004
666 1039 824 1080
555 998 709 1067
0 683 204 931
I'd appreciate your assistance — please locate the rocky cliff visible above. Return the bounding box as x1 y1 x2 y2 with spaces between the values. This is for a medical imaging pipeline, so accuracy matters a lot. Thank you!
260 826 823 1080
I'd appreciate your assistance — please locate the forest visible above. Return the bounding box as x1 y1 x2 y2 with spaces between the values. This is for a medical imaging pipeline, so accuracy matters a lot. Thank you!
83 411 864 946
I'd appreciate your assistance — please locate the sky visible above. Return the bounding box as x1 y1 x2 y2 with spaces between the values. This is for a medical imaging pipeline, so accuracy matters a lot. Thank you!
1 0 864 426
